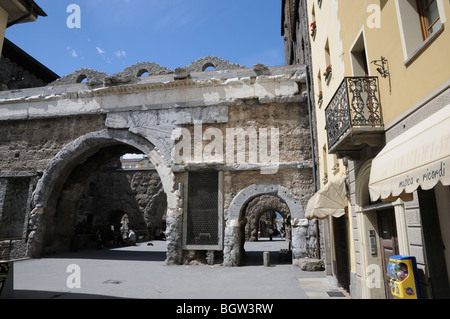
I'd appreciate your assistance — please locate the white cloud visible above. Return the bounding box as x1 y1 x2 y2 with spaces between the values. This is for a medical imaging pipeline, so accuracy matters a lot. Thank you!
115 50 127 58
96 46 105 55
67 46 78 58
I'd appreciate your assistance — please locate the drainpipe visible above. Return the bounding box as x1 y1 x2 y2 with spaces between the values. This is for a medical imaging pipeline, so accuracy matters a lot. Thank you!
305 65 318 193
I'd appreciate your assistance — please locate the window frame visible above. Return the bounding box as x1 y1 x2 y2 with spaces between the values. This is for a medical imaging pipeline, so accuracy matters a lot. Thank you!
395 0 445 64
416 0 441 40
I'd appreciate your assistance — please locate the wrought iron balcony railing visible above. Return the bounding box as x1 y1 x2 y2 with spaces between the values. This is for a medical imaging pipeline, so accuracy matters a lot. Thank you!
325 77 384 158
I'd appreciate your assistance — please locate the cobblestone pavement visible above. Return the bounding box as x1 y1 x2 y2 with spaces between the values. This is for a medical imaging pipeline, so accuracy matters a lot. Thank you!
11 237 349 300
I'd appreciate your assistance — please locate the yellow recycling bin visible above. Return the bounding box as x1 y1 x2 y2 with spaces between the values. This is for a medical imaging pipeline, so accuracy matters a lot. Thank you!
387 255 421 299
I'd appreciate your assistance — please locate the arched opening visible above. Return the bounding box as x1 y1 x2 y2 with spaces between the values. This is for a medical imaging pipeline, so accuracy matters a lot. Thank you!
241 194 292 265
223 183 308 267
137 69 149 77
76 74 88 83
29 129 178 262
202 63 216 72
244 195 290 242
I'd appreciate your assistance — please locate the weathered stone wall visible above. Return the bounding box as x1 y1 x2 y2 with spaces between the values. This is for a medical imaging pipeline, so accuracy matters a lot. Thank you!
0 115 106 172
77 161 167 240
0 176 31 238
172 99 316 264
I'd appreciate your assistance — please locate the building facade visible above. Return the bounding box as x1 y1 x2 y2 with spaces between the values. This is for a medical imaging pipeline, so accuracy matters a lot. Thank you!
284 0 450 298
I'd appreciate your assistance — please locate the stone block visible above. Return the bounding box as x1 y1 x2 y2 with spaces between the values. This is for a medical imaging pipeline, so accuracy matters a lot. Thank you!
298 258 325 271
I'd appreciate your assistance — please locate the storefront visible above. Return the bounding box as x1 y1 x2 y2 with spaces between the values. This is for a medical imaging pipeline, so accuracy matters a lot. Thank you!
369 104 450 298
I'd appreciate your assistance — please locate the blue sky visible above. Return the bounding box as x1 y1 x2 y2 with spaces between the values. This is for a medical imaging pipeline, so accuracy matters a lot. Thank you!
5 0 285 78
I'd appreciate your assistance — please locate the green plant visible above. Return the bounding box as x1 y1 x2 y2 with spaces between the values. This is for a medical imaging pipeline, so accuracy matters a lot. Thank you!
323 66 332 80
310 21 317 37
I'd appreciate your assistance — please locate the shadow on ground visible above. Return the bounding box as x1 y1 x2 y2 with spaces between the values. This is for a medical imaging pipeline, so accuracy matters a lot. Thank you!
12 290 125 299
45 242 167 262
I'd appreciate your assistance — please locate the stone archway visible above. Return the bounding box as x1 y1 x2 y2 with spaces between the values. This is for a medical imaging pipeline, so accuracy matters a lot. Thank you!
244 194 289 242
223 182 309 266
28 129 182 264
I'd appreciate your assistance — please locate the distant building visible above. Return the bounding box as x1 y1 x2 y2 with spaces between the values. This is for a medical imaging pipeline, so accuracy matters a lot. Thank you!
120 154 153 170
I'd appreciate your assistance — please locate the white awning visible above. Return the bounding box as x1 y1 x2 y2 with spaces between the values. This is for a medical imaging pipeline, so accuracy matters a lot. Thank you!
306 177 348 220
369 104 450 202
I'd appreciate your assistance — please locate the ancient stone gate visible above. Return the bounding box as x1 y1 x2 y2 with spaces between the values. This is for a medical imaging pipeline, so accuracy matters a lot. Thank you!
0 57 317 266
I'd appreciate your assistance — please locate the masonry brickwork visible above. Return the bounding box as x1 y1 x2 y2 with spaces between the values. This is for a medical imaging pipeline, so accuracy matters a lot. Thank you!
0 57 318 266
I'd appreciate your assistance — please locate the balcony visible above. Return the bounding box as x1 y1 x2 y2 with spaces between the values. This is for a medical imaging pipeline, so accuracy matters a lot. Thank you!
325 77 385 159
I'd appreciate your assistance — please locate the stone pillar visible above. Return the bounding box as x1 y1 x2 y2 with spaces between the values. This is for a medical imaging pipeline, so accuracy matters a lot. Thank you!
291 217 309 265
26 207 45 258
223 218 244 266
165 206 183 265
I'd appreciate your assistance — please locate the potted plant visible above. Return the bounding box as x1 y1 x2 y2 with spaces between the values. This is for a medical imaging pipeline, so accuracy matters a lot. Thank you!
318 90 323 102
323 65 332 81
322 172 328 184
310 21 317 38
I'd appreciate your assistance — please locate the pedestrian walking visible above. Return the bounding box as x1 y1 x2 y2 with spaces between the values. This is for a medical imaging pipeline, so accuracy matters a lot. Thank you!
128 229 136 246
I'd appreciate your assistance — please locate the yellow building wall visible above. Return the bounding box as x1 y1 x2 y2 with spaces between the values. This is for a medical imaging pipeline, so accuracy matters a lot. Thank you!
308 0 450 298
336 0 450 126
0 6 8 54
306 0 355 277
307 0 346 188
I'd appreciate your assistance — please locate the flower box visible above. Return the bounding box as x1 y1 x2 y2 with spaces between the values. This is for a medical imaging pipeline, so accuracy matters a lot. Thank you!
323 66 332 81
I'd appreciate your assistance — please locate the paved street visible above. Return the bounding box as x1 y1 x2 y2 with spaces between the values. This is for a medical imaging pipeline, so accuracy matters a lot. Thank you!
11 237 349 300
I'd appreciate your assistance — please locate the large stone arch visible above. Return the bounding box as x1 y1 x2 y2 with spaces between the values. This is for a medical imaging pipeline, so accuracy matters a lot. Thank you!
223 182 308 266
28 129 182 264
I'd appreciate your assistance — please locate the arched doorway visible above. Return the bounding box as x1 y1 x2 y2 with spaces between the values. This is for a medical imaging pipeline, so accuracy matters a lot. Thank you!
242 194 292 265
244 195 289 242
28 129 180 263
223 183 309 266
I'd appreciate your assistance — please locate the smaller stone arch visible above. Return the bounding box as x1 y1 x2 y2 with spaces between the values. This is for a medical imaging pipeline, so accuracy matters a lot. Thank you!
76 74 88 83
201 62 216 72
184 56 246 73
137 69 149 77
223 183 308 266
113 62 173 78
244 194 289 241
50 68 109 86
